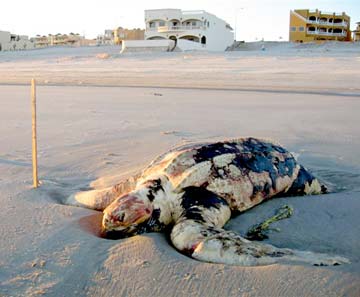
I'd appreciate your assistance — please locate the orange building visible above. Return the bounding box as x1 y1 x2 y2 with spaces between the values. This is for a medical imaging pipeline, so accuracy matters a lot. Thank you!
290 9 351 42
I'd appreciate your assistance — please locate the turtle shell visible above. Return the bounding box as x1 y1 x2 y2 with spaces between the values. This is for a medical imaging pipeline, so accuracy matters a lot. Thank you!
138 138 300 212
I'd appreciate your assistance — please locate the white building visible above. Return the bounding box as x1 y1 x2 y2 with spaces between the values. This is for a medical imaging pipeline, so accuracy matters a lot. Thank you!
0 31 35 51
97 30 114 45
144 9 234 51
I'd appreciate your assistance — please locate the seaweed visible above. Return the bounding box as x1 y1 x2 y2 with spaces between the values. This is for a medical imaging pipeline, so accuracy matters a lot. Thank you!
245 205 293 241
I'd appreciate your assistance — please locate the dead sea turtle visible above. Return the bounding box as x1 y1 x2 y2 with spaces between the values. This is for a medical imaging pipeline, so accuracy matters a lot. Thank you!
67 137 349 266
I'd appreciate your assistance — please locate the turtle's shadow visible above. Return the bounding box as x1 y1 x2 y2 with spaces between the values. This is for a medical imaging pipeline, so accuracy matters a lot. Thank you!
78 212 104 238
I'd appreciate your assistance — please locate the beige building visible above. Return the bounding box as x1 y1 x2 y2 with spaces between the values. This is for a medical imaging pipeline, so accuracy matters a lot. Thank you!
290 9 351 42
97 28 145 45
32 33 88 48
353 22 360 41
49 33 84 46
32 35 50 48
113 27 144 45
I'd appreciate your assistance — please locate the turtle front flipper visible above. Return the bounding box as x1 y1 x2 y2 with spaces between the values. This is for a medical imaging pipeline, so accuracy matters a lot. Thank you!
66 175 139 210
171 220 349 266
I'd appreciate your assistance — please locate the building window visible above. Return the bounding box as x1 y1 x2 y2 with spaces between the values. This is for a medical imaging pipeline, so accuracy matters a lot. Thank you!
291 27 296 32
149 22 155 28
159 21 165 26
192 21 197 26
299 27 305 32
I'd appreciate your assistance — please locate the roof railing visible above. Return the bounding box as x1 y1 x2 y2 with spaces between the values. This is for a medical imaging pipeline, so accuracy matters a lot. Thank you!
182 10 206 15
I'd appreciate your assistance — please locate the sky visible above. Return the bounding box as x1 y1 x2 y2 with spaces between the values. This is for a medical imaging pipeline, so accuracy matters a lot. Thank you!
1 0 359 41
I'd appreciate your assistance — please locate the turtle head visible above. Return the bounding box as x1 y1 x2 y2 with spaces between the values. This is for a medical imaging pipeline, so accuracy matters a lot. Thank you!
102 177 168 238
102 191 153 238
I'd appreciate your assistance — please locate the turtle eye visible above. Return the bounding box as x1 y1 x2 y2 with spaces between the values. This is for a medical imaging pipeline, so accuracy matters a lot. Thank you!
118 212 125 222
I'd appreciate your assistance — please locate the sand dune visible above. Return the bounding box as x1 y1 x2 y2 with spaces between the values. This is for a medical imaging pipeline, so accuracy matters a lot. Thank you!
0 42 359 95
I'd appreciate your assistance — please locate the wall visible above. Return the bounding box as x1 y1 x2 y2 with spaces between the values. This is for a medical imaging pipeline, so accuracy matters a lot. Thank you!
176 39 206 51
205 14 234 51
121 39 175 53
289 11 309 42
0 31 11 51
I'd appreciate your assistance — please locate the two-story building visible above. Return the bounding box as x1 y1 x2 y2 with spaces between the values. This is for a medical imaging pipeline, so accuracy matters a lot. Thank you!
144 9 234 51
32 35 50 48
49 33 84 46
289 9 351 42
31 33 85 48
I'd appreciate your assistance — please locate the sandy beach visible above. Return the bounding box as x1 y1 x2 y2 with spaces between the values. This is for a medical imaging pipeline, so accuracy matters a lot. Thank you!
0 43 360 296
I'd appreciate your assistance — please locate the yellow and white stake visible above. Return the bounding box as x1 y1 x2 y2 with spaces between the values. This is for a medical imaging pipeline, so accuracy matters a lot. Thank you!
31 78 39 188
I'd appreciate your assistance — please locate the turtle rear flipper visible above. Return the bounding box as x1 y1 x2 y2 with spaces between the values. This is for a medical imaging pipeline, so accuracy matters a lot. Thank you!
66 175 139 211
171 220 349 266
171 186 348 266
281 165 327 197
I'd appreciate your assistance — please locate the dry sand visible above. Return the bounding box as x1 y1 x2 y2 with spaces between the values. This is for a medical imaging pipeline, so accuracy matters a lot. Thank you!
0 43 360 296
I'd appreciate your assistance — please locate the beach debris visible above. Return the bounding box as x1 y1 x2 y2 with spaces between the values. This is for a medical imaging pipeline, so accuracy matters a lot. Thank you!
161 130 178 135
96 53 110 59
183 272 196 281
141 260 150 267
245 205 294 241
153 93 163 96
31 259 46 268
